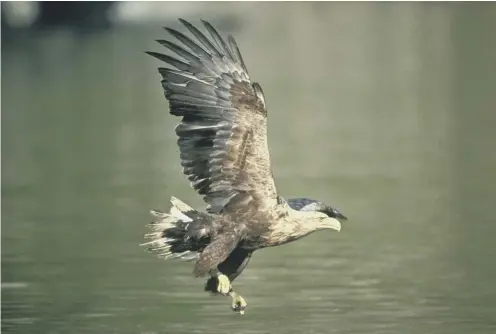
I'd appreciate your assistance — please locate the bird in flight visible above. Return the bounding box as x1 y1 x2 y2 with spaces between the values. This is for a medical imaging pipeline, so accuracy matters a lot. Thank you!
142 19 348 315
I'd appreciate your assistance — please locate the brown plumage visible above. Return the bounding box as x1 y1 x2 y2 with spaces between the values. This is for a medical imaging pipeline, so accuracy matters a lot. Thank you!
143 19 347 314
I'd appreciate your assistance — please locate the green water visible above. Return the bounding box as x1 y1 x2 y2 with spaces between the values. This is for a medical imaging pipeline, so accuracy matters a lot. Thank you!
2 3 496 334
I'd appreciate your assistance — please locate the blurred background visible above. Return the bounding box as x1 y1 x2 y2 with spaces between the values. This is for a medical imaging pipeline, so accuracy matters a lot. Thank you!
2 2 496 333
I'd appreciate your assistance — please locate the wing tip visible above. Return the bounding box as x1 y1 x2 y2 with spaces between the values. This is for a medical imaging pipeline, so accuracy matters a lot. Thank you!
178 18 193 28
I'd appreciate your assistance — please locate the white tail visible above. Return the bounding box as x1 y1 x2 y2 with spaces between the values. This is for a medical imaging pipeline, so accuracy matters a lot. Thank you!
141 196 200 261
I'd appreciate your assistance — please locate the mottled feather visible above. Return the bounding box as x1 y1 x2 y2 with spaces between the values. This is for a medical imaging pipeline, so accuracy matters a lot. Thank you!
193 231 242 277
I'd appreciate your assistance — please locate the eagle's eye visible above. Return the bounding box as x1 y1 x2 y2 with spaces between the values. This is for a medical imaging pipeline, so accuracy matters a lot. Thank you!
321 207 348 220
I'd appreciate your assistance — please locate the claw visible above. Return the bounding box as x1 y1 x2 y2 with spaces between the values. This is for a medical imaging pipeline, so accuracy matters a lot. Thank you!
229 291 247 315
216 274 231 295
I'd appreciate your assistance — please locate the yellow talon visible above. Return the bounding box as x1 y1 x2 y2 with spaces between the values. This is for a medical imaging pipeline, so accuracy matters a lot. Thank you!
229 291 247 315
216 274 231 295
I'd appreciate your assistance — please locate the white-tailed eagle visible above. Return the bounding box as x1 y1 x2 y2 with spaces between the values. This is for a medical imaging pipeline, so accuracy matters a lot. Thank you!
142 19 347 315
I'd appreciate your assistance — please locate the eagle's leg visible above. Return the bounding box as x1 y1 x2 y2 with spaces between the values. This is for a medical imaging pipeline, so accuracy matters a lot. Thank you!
206 275 247 314
205 247 252 314
215 272 231 295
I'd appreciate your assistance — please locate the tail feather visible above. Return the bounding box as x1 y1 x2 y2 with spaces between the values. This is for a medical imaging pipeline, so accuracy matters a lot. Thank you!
170 196 195 215
141 196 211 261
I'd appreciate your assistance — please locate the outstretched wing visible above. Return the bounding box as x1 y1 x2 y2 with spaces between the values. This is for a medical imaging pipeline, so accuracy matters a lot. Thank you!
147 19 277 214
